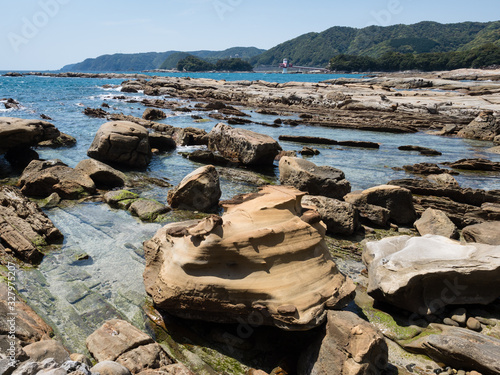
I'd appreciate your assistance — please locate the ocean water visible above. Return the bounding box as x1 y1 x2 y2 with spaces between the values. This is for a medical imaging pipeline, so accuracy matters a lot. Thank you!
1 71 499 354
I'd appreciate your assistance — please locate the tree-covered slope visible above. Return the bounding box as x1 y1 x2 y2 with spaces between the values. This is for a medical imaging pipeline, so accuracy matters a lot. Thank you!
251 21 500 68
62 47 265 72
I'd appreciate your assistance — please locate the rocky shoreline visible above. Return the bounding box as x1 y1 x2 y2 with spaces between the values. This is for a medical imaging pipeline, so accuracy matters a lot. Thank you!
1 69 500 375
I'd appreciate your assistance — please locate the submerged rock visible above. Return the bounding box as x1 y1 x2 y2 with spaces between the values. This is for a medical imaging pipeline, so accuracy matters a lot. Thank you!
87 121 151 169
167 165 221 212
363 234 500 314
0 185 63 263
142 108 166 121
144 185 355 330
208 123 281 166
279 157 351 200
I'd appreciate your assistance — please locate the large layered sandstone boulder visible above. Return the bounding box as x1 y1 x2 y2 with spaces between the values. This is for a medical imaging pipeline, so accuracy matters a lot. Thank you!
457 111 500 141
363 234 500 314
0 186 63 263
167 165 221 212
144 185 355 330
279 157 351 200
18 159 96 199
87 121 151 168
298 311 388 375
0 117 60 154
344 185 416 225
208 123 281 166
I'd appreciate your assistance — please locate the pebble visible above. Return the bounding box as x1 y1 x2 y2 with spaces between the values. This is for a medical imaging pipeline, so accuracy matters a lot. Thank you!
475 316 496 326
443 317 460 327
466 317 482 331
468 371 482 375
451 307 467 324
457 371 465 375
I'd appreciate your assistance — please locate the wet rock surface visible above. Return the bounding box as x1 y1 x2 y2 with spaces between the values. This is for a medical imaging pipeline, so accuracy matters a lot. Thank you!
0 186 63 263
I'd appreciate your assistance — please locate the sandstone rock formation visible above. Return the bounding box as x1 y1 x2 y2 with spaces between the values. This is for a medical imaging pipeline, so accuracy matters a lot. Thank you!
279 157 351 200
0 117 60 154
144 185 355 330
75 159 127 189
462 221 500 245
18 159 96 199
363 234 500 314
298 311 388 375
402 324 500 375
344 185 416 225
142 108 166 121
301 195 359 235
208 123 281 166
414 208 458 239
86 319 189 375
87 121 151 168
0 186 63 263
457 111 499 141
167 165 221 212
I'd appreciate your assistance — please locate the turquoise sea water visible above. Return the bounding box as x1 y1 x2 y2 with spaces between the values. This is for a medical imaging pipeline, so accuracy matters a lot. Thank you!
1 71 499 353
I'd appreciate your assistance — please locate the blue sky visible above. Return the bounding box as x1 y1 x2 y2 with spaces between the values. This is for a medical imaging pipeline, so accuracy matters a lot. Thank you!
1 0 499 70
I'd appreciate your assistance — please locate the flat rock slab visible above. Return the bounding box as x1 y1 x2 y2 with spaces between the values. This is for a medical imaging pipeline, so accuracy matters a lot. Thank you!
403 323 500 375
462 221 500 245
363 234 500 314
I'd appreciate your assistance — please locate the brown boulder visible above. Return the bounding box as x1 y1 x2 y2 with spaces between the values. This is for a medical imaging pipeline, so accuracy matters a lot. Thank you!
0 117 60 154
167 165 221 212
23 339 70 365
142 108 166 121
344 185 416 225
414 208 458 239
457 111 500 141
75 159 127 189
462 221 500 245
208 123 281 166
279 157 351 200
302 195 359 235
298 311 388 375
18 159 96 199
0 186 63 263
87 121 151 168
144 185 355 330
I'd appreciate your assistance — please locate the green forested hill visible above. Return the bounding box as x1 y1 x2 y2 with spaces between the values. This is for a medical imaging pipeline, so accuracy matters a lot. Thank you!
251 21 500 68
61 47 265 72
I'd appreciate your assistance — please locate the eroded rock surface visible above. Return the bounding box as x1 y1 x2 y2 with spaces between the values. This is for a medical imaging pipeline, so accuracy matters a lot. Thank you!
208 123 281 166
0 117 60 154
279 157 351 200
87 121 151 168
363 234 500 314
0 186 63 263
144 185 355 330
